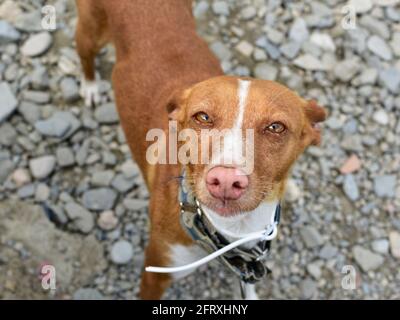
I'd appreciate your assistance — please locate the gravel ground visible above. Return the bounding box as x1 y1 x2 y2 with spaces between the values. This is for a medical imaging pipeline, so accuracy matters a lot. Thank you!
0 0 399 300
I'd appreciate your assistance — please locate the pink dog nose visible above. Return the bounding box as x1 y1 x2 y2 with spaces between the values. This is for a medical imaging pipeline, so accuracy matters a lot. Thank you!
206 167 249 201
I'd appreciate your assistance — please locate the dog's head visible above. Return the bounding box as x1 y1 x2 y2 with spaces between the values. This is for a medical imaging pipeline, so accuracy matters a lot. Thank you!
168 76 326 216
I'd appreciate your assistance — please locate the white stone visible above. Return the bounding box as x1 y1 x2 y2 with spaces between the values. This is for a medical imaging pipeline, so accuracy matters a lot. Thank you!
389 231 400 258
371 239 389 254
348 0 373 13
372 0 400 5
353 246 384 271
21 32 53 57
235 41 254 57
111 240 134 265
372 110 389 125
285 179 302 202
11 168 31 187
97 211 118 231
293 54 326 71
310 33 336 51
29 156 56 180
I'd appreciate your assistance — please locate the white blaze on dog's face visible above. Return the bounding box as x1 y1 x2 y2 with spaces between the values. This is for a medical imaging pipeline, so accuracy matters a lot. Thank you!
169 76 326 217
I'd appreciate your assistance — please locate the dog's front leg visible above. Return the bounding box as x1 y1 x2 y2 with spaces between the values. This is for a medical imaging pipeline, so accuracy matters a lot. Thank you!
140 241 172 300
242 282 259 300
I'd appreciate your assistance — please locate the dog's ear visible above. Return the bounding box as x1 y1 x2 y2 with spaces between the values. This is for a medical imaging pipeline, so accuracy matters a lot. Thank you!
167 87 193 122
302 100 327 146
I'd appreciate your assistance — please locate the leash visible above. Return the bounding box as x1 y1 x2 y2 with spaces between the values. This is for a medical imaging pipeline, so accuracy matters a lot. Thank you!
145 173 281 298
145 225 277 274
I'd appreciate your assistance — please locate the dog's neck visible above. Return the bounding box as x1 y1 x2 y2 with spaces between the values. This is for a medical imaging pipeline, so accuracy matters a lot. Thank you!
180 172 279 248
202 201 279 246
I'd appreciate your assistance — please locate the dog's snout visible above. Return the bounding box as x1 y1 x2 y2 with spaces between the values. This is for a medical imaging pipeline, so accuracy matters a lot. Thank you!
206 166 249 201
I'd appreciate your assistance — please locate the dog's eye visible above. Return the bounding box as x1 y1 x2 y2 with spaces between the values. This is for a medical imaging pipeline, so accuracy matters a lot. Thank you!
265 122 286 134
193 112 213 125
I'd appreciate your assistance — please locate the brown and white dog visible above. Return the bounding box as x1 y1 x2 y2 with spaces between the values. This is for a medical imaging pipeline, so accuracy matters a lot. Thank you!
75 0 326 299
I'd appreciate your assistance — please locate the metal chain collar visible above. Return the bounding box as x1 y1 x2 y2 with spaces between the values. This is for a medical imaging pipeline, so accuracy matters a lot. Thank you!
178 177 281 284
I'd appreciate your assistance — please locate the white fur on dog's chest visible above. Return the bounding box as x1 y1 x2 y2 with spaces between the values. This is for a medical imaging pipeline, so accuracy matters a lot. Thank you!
169 200 278 301
169 244 208 279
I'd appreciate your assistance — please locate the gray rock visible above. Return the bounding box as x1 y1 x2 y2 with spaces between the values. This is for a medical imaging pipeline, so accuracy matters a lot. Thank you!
353 246 384 272
21 32 53 57
367 35 393 60
253 48 267 61
0 159 14 183
56 147 75 167
373 175 396 197
123 198 148 211
111 174 136 193
391 32 400 56
0 82 18 123
22 90 50 104
110 240 134 265
18 101 41 124
379 68 400 94
73 288 104 300
293 54 325 71
300 226 324 248
82 188 117 211
310 32 336 52
193 1 209 19
263 40 280 60
319 244 338 260
14 11 42 32
235 40 254 57
241 6 257 20
0 20 20 44
46 204 68 225
371 239 389 254
29 156 56 180
94 103 119 124
289 18 309 43
300 279 317 299
0 122 17 146
30 66 49 89
280 41 301 59
254 63 278 81
306 262 322 279
265 28 284 45
360 15 390 39
121 160 139 179
212 1 229 16
386 6 400 21
17 184 35 199
35 183 50 202
91 170 115 187
334 59 361 82
210 41 232 61
65 202 94 234
60 77 80 103
359 68 378 85
51 111 81 139
348 0 372 13
35 115 71 138
343 174 360 201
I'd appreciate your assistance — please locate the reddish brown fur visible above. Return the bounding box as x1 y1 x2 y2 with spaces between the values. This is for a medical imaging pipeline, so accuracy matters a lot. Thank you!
75 0 326 299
